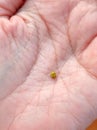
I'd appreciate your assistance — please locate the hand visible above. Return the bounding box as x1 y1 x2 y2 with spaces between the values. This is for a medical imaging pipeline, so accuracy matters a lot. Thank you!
0 0 97 130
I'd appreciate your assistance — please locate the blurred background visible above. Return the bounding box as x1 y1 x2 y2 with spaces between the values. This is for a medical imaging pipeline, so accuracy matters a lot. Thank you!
87 120 97 130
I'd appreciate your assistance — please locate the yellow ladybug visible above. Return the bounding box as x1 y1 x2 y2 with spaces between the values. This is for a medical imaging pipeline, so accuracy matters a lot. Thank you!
50 71 57 79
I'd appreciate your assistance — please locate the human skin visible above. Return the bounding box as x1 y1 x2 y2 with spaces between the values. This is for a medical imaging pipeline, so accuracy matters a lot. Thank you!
0 0 97 130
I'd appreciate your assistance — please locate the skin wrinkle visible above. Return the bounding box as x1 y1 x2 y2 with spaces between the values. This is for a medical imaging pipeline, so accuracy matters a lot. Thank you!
81 91 97 117
69 95 94 129
58 77 72 127
47 83 57 116
7 94 38 129
35 12 60 80
0 6 12 16
8 116 16 130
68 111 82 130
76 51 97 81
77 34 97 56
68 2 87 52
16 2 40 25
7 99 33 130
77 5 97 28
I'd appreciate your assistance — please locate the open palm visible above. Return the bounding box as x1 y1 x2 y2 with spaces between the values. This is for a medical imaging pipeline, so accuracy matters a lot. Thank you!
0 0 97 130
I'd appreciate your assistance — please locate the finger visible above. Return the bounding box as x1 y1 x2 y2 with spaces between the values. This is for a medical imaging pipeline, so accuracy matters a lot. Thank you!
0 0 25 17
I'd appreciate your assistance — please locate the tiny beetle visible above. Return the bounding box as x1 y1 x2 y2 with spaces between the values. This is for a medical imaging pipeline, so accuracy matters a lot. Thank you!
50 71 57 79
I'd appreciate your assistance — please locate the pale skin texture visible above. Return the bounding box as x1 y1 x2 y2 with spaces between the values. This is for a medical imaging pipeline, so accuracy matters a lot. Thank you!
0 0 97 130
